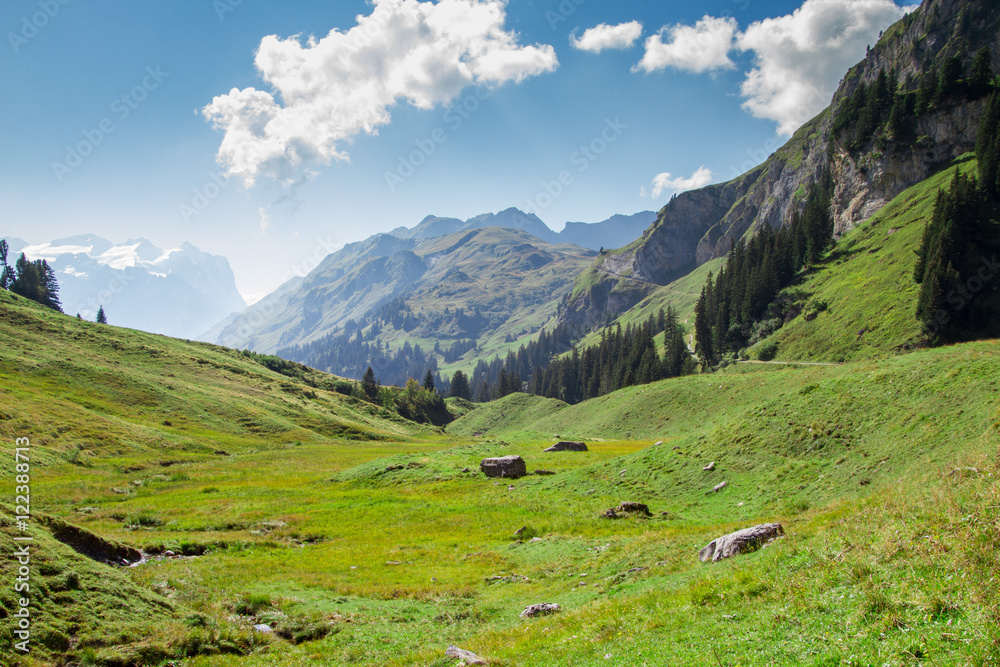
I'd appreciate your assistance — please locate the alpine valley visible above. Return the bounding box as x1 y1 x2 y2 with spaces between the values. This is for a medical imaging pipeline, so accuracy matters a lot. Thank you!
2 1 1000 666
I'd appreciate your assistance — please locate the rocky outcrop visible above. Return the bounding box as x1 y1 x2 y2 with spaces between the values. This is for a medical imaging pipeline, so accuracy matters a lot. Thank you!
544 441 588 452
480 455 527 479
831 98 988 233
699 523 785 563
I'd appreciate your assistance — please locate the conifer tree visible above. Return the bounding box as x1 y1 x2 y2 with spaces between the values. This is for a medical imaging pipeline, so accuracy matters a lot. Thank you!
936 55 964 103
977 91 1000 199
970 47 994 97
422 369 435 393
361 366 379 401
0 240 11 290
476 380 491 403
449 370 471 400
9 253 62 312
96 305 108 324
914 170 994 341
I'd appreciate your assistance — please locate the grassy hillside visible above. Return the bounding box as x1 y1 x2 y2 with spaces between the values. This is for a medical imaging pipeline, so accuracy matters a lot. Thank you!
755 155 984 362
450 339 1000 515
3 253 1000 665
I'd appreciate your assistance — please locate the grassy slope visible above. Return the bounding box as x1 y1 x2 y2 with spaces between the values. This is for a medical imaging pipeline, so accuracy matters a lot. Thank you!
450 340 1000 519
0 291 446 664
757 155 982 362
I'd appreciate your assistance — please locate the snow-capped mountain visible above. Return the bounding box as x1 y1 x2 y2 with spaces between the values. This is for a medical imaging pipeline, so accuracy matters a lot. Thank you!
6 235 246 339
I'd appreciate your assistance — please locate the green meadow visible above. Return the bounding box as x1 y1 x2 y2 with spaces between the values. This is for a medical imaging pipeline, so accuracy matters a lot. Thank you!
1 269 999 665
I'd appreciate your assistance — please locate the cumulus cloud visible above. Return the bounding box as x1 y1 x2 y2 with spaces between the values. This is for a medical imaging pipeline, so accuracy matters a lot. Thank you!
571 21 643 53
646 167 714 199
633 16 737 74
738 0 908 135
203 0 558 187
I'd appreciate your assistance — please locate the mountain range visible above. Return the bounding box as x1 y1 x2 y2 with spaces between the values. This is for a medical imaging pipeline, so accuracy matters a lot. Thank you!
208 209 655 361
3 235 245 339
389 207 656 250
211 0 1000 389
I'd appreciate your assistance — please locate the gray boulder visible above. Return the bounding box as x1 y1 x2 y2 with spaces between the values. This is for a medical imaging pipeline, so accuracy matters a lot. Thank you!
602 501 652 519
544 441 589 452
445 645 486 665
520 602 560 618
480 455 527 479
698 523 784 563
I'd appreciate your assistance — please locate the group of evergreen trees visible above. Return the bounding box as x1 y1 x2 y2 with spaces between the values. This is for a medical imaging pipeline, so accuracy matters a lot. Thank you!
453 308 692 406
833 49 995 152
280 326 447 392
914 88 1000 342
462 324 578 402
525 307 694 404
357 365 451 426
694 176 834 368
0 239 63 312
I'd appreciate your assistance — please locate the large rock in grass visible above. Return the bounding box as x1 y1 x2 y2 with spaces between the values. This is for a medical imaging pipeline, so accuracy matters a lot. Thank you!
445 645 486 665
544 441 588 452
602 502 652 519
480 455 527 479
698 523 784 563
520 603 560 618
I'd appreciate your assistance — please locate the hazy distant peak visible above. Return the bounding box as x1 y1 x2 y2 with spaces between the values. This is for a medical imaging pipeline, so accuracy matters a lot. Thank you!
50 234 113 255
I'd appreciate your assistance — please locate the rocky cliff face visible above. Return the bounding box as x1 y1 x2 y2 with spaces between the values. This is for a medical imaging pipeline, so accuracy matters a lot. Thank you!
832 98 988 231
559 0 1000 332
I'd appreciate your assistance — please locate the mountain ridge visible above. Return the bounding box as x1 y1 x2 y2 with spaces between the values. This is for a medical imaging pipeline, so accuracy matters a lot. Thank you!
558 0 1000 332
211 207 656 363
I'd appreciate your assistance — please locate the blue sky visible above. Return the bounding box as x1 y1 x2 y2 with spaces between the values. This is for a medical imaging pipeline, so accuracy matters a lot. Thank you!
0 0 910 300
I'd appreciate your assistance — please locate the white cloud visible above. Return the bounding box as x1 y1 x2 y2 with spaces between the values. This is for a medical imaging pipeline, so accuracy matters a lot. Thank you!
571 21 643 53
648 167 714 198
633 16 737 74
203 0 558 187
258 207 271 233
738 0 908 135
